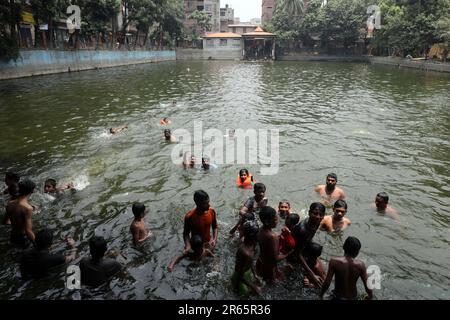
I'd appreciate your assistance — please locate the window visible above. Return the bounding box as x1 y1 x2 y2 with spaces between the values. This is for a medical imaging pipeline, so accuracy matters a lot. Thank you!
220 39 227 46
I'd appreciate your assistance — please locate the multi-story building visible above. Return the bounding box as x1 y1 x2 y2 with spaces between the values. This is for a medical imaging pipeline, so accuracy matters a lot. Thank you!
261 0 277 24
184 0 220 36
220 4 235 33
204 0 220 33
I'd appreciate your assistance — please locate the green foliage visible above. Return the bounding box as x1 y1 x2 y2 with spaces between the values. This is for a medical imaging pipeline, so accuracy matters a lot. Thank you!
269 0 450 56
0 0 21 60
189 10 212 33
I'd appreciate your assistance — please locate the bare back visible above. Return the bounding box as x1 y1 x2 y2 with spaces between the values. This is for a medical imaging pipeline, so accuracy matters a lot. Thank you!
330 256 366 299
256 228 278 280
6 198 34 241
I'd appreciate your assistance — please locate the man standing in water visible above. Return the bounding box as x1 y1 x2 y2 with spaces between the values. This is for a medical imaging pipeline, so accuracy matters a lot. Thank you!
183 190 218 252
314 173 346 206
320 236 373 300
6 179 36 247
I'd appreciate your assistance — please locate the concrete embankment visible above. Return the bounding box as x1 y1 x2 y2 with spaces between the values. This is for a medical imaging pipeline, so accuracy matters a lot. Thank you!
278 54 450 73
0 50 176 80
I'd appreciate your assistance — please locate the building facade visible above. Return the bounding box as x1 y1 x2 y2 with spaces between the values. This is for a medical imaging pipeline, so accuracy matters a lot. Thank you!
220 4 234 33
262 0 277 24
184 0 220 36
227 24 259 35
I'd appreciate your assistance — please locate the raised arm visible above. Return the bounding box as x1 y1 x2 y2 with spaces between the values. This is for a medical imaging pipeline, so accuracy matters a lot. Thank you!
320 259 335 298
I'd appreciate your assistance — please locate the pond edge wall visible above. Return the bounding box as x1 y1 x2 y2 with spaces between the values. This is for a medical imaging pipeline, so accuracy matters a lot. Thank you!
0 50 176 80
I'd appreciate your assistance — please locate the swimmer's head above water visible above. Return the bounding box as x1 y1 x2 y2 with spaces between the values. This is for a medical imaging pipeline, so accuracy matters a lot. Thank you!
5 170 20 186
44 179 57 194
333 199 348 220
202 156 210 170
375 192 389 211
132 202 146 219
326 173 338 190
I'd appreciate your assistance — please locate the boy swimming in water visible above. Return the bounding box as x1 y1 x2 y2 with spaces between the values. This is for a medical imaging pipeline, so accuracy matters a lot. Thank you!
130 202 152 246
164 129 177 143
302 242 326 288
320 200 351 233
2 171 20 225
160 118 171 126
167 235 215 272
231 221 262 296
44 179 75 194
374 192 399 221
110 125 128 135
320 236 373 300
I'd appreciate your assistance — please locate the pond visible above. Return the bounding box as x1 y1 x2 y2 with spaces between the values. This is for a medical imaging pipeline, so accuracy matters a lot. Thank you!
0 60 449 299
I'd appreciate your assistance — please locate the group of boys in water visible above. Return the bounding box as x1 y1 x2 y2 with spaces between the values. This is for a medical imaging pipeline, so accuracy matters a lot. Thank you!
0 113 399 298
2 163 398 299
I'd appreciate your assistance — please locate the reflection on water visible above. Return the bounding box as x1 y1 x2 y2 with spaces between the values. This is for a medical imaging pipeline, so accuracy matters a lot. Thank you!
0 61 449 299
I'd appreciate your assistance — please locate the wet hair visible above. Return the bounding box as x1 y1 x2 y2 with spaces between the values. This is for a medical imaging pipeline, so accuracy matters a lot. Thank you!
163 117 168 122
193 190 209 205
45 179 57 188
190 235 203 250
202 156 210 163
278 200 291 208
333 199 348 210
343 236 361 258
253 183 266 193
376 192 389 203
132 202 146 218
309 202 326 216
327 173 338 181
164 129 171 134
89 236 108 261
18 179 36 196
242 220 259 239
243 212 256 222
109 128 114 133
239 169 249 176
35 229 54 250
286 213 300 226
259 206 277 224
5 171 20 183
8 182 19 198
304 242 323 259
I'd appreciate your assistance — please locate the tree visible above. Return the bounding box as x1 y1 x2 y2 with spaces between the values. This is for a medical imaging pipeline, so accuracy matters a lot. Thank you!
277 0 305 17
189 9 212 38
0 0 21 60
